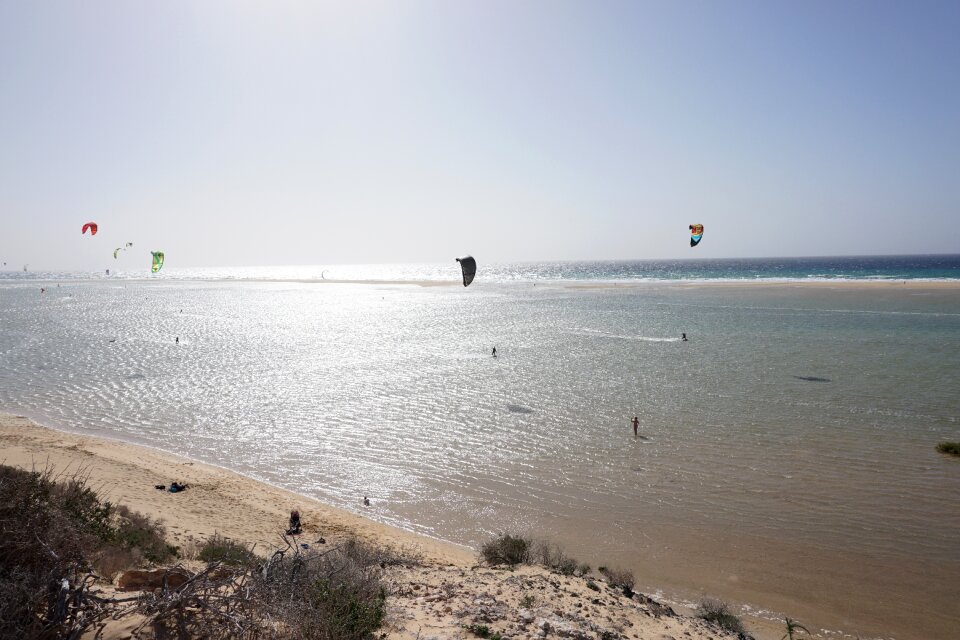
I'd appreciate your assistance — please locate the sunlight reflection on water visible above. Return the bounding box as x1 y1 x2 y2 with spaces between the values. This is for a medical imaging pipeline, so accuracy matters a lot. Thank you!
1 279 958 638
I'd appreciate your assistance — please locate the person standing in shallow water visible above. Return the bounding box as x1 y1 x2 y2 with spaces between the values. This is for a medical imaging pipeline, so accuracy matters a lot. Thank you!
492 346 497 357
631 416 639 437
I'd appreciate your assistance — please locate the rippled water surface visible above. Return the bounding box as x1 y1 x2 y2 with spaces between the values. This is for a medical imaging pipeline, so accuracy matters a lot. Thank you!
4 253 960 282
2 278 958 639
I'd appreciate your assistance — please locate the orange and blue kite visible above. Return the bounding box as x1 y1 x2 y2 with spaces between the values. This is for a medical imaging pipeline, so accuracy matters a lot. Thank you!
689 224 704 247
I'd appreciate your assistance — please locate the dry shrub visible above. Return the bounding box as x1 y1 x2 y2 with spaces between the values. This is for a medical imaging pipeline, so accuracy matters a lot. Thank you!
0 464 177 639
137 537 394 640
696 597 747 636
132 562 250 638
481 534 584 576
178 539 201 561
197 533 256 567
0 465 108 637
480 534 533 566
92 546 143 579
253 538 388 640
600 566 635 595
534 541 579 576
341 537 422 568
88 502 175 578
112 504 177 563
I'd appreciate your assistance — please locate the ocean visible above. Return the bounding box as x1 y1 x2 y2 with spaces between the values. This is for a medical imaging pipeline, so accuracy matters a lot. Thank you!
1 255 959 639
5 253 960 283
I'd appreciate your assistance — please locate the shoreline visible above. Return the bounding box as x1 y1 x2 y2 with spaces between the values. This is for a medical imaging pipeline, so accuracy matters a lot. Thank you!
0 413 473 566
1 413 796 640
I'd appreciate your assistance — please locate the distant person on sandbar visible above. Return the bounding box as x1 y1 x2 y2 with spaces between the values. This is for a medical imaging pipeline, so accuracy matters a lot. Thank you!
681 333 688 341
631 416 639 437
492 347 497 358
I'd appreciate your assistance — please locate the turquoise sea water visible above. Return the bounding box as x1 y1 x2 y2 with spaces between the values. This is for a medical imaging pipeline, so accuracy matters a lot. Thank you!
1 257 959 639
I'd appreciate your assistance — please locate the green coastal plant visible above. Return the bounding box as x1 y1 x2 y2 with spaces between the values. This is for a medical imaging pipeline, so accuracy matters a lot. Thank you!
781 616 811 640
936 441 960 455
463 623 503 639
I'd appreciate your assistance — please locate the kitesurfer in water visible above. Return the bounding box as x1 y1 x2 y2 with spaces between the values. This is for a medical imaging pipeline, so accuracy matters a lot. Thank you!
175 336 179 345
632 416 639 437
681 333 688 341
492 347 497 358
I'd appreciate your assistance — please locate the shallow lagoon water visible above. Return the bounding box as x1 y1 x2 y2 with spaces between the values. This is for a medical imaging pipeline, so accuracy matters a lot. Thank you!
1 275 958 639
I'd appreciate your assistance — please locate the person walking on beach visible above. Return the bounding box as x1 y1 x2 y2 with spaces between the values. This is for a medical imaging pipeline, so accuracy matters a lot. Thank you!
631 416 639 437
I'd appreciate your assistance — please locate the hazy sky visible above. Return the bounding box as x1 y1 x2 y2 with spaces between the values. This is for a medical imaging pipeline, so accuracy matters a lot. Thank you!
1 0 958 270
